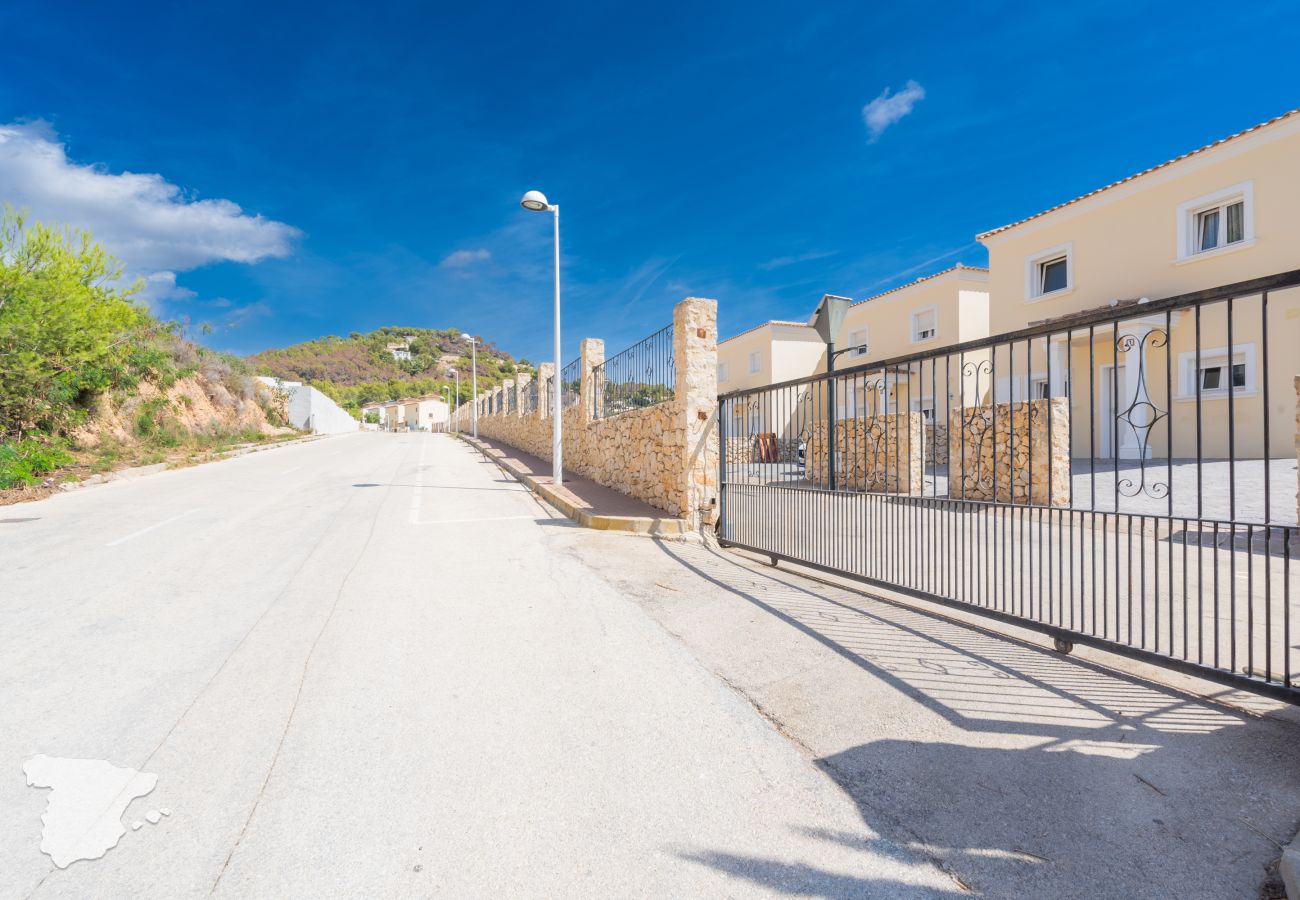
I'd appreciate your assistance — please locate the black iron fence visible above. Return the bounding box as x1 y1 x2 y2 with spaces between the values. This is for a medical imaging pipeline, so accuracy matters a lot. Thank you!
592 324 675 419
522 376 539 415
718 270 1300 703
506 381 518 414
560 358 581 411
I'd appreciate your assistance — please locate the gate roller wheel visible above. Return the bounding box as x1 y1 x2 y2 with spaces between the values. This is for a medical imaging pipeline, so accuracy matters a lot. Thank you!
768 555 779 567
1053 638 1075 655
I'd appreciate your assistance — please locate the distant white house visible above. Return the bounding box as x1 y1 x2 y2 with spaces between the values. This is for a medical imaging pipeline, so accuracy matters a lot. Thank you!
255 377 358 435
373 396 448 432
386 339 414 361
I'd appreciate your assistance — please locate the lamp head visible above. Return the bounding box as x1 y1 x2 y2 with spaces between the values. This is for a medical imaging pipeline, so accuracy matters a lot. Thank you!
520 190 550 212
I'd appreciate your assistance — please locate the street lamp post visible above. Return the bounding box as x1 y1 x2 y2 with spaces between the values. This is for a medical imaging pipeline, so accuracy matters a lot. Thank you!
449 367 460 433
461 335 479 439
520 189 562 486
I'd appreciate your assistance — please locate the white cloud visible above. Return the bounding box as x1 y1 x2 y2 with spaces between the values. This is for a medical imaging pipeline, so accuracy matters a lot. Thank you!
440 247 491 268
862 80 926 142
137 270 197 305
758 249 838 271
0 121 300 304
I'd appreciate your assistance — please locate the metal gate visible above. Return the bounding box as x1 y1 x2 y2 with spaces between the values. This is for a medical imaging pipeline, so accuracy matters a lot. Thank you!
717 271 1300 703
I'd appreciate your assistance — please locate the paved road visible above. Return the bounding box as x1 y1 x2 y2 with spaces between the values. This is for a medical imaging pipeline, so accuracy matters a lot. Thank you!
0 433 957 898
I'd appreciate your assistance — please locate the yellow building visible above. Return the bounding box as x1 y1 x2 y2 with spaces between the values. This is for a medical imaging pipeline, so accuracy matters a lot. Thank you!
717 319 825 392
716 319 825 455
825 264 990 423
977 107 1300 459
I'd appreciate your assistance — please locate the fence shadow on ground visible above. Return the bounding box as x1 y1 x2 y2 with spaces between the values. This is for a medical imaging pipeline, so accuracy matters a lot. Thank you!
654 541 1300 899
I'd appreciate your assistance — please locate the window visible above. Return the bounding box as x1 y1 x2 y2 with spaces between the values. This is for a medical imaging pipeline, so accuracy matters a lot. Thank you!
1194 201 1245 253
1177 182 1254 261
911 307 938 343
717 362 729 383
748 350 761 374
847 328 869 358
1031 377 1049 399
1199 361 1245 391
1024 242 1073 301
1176 344 1256 399
1039 257 1068 294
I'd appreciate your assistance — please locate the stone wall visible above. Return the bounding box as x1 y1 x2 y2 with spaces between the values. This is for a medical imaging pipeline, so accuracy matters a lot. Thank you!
455 298 718 527
805 412 923 494
924 423 948 466
947 397 1070 506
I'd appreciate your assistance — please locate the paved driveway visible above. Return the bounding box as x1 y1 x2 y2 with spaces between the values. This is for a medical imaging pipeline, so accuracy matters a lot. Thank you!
0 433 956 898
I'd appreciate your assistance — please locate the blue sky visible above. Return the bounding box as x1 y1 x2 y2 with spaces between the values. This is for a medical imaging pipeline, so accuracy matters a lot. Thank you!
1 0 1297 363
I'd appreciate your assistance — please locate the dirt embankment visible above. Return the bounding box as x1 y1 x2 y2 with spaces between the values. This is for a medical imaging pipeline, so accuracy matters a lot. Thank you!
73 373 290 447
1 372 300 505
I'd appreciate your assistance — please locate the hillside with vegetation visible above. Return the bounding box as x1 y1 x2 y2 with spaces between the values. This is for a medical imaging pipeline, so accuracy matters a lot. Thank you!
0 209 295 499
250 328 527 414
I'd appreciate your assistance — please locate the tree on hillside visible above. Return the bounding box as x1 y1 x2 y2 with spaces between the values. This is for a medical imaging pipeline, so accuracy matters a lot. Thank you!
0 208 147 437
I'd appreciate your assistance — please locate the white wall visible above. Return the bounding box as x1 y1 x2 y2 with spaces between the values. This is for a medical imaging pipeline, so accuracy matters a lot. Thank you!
256 377 358 434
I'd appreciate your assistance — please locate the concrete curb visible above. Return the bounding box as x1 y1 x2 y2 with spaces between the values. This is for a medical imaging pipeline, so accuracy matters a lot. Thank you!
458 434 696 540
1281 841 1299 900
57 433 327 495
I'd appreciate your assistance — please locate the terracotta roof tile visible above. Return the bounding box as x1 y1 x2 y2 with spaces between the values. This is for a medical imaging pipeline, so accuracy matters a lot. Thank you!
849 263 988 308
977 107 1300 241
719 319 814 345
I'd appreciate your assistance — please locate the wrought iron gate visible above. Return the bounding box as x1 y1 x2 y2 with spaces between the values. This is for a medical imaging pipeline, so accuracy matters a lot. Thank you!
717 271 1300 703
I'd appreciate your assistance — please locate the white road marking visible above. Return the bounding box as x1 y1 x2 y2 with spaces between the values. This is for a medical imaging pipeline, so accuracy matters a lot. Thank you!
408 438 429 524
105 509 199 547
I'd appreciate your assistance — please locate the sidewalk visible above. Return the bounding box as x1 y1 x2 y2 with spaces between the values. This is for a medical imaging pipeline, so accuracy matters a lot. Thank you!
460 434 692 537
554 524 1300 900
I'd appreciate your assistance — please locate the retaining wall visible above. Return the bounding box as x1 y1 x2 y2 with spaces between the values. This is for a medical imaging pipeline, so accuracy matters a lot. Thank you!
453 298 718 527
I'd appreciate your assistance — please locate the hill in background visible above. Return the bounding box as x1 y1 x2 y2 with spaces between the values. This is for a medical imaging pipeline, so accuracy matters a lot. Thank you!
249 327 526 414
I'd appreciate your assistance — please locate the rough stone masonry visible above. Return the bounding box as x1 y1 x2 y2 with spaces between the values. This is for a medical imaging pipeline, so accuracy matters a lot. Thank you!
462 297 719 528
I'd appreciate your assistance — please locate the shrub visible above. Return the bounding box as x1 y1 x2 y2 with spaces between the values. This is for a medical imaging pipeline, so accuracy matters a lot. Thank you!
0 438 73 489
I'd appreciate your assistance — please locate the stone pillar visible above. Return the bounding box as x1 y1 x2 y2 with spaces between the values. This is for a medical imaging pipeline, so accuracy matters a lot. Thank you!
579 338 605 425
1294 375 1299 525
516 372 531 417
673 297 719 528
948 397 1070 506
537 363 555 418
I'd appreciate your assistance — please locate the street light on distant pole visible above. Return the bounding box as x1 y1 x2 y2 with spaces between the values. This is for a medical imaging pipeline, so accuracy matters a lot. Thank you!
448 367 460 433
520 189 562 486
461 335 479 439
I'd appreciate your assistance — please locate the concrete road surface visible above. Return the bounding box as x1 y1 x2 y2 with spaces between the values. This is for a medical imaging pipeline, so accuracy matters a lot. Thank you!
0 433 958 898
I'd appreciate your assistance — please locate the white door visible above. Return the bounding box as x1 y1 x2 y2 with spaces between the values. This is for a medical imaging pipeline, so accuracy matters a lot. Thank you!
1098 364 1126 458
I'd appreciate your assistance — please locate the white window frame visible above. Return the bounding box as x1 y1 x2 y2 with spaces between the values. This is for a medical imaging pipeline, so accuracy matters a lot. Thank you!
717 362 729 383
1023 242 1074 303
1029 375 1049 400
910 395 937 423
1175 181 1255 263
747 350 761 374
1176 343 1257 400
910 306 939 344
847 327 869 358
